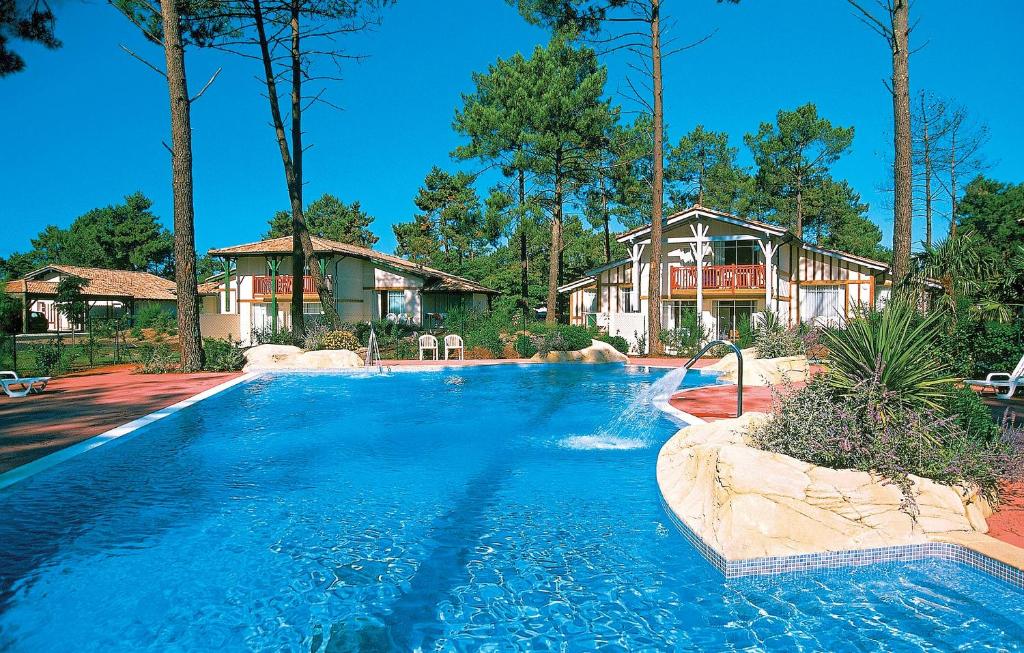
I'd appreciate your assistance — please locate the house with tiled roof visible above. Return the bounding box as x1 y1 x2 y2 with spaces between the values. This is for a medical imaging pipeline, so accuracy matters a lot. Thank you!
558 205 898 352
203 236 497 343
5 264 177 332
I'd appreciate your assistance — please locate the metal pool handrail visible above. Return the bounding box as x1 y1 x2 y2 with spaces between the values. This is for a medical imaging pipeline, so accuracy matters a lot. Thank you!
683 339 743 417
365 322 387 373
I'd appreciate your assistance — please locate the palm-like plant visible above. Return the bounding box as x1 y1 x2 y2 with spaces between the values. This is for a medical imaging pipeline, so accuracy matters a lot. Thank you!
913 231 1016 322
821 297 957 412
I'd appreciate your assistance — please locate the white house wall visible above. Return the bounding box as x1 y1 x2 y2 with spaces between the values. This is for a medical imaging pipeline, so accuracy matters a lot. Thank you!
566 215 888 345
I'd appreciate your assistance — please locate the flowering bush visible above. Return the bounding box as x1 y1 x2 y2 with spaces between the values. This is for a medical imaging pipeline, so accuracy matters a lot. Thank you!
320 330 360 351
747 377 1023 512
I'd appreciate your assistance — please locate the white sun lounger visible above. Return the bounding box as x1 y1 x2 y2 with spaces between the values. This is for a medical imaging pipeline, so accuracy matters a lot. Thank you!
965 354 1024 399
0 371 51 398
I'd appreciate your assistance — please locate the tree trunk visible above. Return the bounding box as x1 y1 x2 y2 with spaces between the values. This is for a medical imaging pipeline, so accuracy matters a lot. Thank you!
646 0 664 354
253 0 339 334
949 126 958 236
518 165 529 325
160 0 203 371
546 153 563 324
289 8 305 336
795 174 803 238
889 0 913 284
921 93 933 248
602 180 612 264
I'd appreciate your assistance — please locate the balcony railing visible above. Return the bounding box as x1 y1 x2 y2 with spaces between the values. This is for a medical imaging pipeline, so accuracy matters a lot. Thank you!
253 275 330 296
670 264 765 291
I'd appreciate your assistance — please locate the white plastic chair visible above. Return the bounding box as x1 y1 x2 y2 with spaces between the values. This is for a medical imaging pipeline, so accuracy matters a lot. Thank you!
965 353 1024 399
444 334 464 361
418 334 438 361
0 371 51 398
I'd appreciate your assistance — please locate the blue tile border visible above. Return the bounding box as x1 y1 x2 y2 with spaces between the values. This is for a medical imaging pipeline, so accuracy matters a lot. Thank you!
660 496 1024 590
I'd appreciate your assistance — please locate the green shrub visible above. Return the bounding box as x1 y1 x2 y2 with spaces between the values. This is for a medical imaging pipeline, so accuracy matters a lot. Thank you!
202 338 245 372
753 311 806 359
0 289 22 335
748 377 1021 510
321 330 360 351
658 310 708 357
251 325 302 346
735 314 755 349
634 329 647 356
465 322 504 357
597 334 629 355
137 344 178 374
514 333 537 358
821 298 956 412
36 338 69 376
395 337 418 360
945 386 1001 443
536 324 592 354
135 305 177 335
938 312 1023 378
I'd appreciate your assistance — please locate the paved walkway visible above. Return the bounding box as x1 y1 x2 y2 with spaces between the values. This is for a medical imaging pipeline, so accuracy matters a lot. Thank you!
0 365 240 473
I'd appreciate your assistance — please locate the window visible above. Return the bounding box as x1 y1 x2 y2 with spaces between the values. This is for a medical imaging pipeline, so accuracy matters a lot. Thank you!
663 300 697 331
302 302 323 315
803 285 844 325
618 287 634 313
714 300 757 340
712 241 763 266
387 290 406 316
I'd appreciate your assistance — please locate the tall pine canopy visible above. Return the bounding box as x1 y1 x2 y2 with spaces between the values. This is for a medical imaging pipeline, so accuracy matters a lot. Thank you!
265 193 378 248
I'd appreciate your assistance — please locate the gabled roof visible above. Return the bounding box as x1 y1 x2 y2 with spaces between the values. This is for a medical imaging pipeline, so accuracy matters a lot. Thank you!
558 206 898 294
617 205 788 243
208 236 498 294
6 265 177 301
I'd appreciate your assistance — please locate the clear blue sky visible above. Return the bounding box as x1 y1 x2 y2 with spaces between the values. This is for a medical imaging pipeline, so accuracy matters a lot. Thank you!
3 0 1023 259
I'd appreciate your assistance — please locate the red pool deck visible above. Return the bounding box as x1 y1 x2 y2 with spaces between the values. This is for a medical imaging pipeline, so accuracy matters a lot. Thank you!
0 366 240 474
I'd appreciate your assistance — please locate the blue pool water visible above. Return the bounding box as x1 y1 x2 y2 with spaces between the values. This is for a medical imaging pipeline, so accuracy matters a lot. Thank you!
1 364 1023 651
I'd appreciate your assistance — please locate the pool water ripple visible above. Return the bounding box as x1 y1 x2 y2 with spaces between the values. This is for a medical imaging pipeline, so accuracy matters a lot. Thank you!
1 364 1023 651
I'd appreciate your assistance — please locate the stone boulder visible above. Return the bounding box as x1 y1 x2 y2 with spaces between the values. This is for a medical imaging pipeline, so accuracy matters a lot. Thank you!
243 344 363 372
705 347 808 386
531 339 629 364
656 413 993 561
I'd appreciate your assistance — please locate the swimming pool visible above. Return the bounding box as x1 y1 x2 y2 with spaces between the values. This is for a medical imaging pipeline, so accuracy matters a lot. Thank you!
1 364 1022 651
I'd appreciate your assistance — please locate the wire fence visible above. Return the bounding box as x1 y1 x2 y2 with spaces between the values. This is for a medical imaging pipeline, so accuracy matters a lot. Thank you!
0 319 180 377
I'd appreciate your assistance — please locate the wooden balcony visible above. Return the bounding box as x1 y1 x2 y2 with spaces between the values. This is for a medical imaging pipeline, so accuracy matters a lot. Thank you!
670 264 766 292
253 275 330 296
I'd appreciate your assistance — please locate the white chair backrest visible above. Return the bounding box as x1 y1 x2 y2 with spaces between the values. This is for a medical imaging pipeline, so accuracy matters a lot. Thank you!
419 334 437 348
445 334 464 348
1012 353 1024 379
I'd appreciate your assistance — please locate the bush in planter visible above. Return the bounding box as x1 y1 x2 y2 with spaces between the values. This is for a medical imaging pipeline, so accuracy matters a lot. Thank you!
203 337 245 372
748 377 1022 510
821 298 956 412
